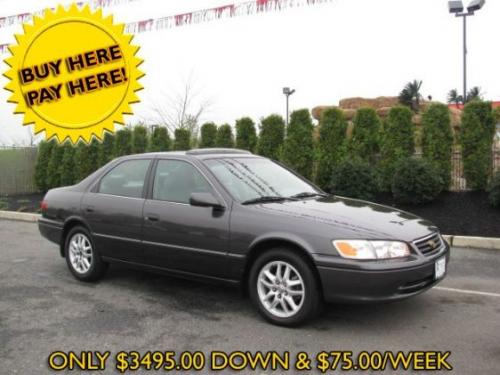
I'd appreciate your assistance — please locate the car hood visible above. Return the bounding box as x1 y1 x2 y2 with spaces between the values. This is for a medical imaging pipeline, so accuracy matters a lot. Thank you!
254 195 437 242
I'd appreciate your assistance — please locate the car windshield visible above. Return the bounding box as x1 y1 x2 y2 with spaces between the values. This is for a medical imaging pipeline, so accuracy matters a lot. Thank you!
204 157 320 203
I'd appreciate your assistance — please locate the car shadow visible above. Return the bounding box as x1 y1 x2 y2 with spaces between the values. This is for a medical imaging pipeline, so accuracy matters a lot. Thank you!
97 262 434 331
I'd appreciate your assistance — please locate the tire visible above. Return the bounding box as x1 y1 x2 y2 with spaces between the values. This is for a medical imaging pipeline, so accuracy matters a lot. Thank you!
64 225 108 282
249 248 321 326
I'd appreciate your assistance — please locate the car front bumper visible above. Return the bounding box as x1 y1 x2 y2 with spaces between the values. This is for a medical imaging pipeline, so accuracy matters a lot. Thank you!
314 244 450 303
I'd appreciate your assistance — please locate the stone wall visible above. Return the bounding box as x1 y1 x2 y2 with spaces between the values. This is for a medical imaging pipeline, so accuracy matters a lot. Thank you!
312 97 462 129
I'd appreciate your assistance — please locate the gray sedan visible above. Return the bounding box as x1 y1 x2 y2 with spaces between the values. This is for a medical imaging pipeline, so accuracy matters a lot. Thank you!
39 148 449 326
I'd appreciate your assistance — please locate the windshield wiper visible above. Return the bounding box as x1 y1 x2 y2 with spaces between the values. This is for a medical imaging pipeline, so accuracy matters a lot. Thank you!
242 192 327 205
289 192 328 199
241 196 288 205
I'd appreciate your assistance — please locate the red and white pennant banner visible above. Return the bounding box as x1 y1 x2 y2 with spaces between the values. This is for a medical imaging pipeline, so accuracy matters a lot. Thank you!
0 0 332 53
126 0 332 33
0 0 138 29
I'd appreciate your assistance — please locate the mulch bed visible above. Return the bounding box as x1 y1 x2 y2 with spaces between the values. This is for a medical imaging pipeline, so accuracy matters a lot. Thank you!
374 191 500 238
0 193 44 213
1 192 499 238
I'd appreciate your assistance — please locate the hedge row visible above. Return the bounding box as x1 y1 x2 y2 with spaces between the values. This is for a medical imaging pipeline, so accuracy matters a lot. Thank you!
319 102 497 205
35 102 499 207
34 116 282 191
460 101 496 190
35 125 170 190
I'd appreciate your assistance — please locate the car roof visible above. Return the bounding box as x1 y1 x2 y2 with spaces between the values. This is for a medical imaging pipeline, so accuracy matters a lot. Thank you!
121 148 262 161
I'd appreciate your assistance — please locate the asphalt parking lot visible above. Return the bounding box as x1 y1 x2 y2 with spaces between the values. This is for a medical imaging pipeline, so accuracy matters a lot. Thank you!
0 219 499 374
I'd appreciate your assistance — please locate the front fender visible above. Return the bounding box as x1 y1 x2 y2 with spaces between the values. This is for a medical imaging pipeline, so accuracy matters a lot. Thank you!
248 231 316 255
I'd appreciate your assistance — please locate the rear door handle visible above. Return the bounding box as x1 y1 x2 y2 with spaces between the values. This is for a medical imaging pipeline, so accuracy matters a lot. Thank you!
145 214 159 222
85 205 94 213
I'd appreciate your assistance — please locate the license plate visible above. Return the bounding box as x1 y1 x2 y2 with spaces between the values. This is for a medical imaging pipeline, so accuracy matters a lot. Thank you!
435 257 446 280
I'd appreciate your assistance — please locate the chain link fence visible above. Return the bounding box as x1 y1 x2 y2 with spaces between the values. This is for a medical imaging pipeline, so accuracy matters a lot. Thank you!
0 146 38 195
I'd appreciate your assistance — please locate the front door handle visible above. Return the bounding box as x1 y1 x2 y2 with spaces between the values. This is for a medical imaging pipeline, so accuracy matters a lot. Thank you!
85 205 94 213
145 214 159 222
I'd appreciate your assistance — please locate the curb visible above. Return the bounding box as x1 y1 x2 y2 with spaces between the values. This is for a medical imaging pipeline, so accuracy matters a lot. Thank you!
443 235 500 251
0 210 40 222
0 211 499 250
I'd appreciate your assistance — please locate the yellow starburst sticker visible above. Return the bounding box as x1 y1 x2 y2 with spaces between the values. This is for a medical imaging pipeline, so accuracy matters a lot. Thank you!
3 4 143 144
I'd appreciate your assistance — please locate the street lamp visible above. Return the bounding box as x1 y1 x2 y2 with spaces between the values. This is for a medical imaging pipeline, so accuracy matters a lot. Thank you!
448 0 486 104
282 87 295 127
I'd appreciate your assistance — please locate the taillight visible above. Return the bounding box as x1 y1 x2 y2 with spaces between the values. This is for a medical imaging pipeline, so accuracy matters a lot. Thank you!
40 200 48 211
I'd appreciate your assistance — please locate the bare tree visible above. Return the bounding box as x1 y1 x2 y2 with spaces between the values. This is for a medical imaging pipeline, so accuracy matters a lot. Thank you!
26 127 37 146
148 73 212 138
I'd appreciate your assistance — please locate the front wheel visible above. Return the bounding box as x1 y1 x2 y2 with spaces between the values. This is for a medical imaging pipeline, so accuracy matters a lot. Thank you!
249 248 321 326
64 226 108 282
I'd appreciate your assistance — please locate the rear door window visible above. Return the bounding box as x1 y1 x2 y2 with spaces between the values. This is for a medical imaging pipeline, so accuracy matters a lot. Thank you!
98 159 151 198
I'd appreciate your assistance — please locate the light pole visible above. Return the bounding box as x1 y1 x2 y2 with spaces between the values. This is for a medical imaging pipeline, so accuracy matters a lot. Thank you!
282 87 295 127
448 0 486 104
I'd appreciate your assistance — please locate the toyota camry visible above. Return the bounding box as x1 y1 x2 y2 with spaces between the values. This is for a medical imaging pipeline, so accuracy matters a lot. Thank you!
39 148 449 326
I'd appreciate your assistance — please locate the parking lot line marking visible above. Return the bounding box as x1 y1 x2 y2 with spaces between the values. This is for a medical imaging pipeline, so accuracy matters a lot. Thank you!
435 286 500 298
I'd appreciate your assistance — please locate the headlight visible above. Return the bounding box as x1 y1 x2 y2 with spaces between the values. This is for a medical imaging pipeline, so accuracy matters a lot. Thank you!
333 240 410 260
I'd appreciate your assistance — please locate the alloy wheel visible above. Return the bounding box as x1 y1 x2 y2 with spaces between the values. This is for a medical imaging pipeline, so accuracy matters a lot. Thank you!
257 260 305 318
68 233 93 274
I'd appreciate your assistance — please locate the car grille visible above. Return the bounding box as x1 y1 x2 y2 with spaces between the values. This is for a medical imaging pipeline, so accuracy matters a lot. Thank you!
413 232 444 256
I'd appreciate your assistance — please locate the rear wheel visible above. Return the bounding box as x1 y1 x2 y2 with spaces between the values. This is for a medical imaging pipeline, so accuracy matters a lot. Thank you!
249 248 320 326
64 226 108 282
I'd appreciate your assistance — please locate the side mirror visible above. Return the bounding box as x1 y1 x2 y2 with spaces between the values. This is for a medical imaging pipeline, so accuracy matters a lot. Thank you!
189 192 224 209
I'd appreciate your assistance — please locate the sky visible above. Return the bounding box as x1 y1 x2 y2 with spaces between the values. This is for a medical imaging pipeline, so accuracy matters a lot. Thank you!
0 0 499 145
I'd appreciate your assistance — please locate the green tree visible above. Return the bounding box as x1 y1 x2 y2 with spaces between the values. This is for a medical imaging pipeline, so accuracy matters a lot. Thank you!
34 139 56 192
350 108 381 163
257 114 285 159
235 117 257 152
173 128 191 150
199 122 218 148
114 128 133 157
132 125 148 154
399 79 423 112
46 142 65 189
148 126 171 152
392 158 443 205
460 101 496 190
330 158 379 200
466 86 483 103
421 103 454 190
59 142 77 186
75 138 100 181
216 124 234 148
98 131 115 166
447 89 463 108
282 109 314 180
316 108 348 189
379 106 415 190
494 107 500 123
